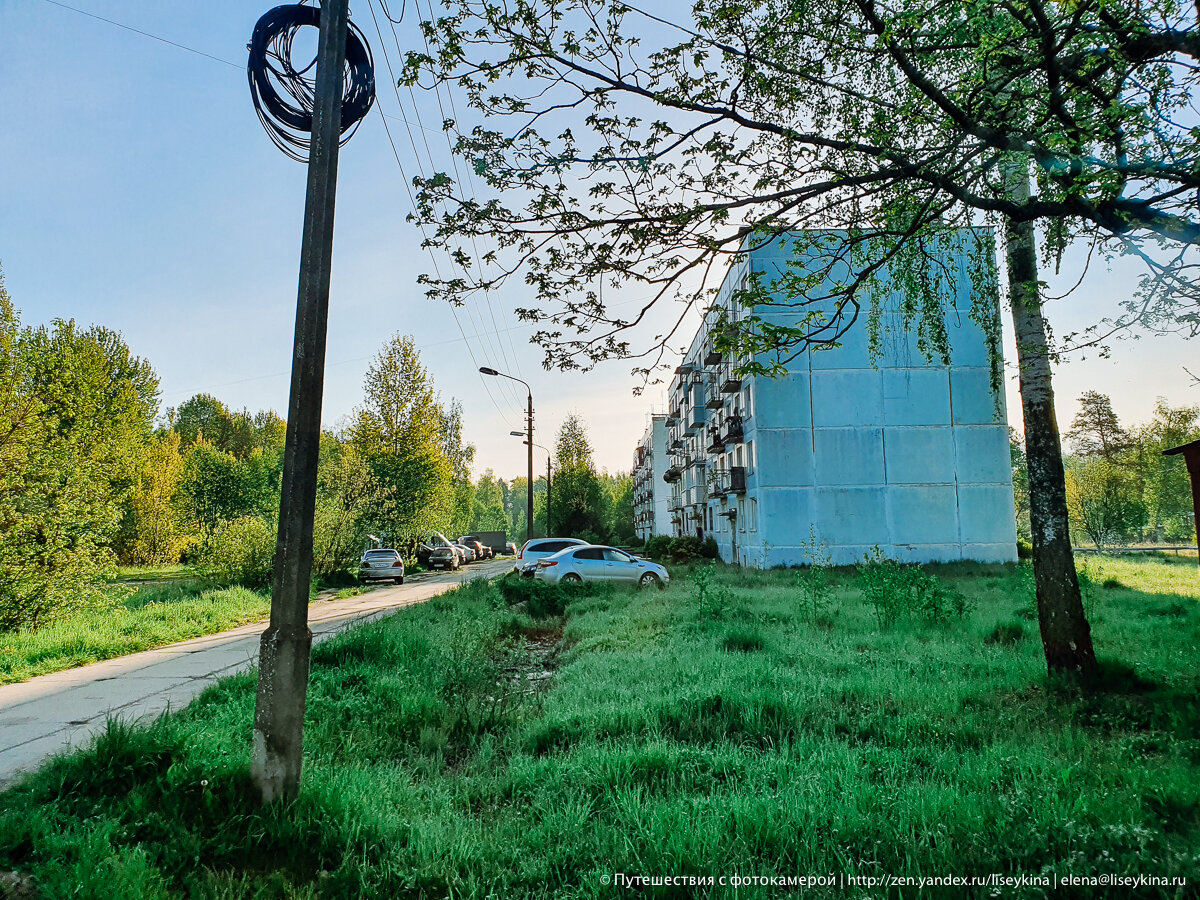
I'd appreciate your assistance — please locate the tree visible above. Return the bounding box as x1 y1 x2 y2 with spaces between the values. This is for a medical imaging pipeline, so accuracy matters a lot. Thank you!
1065 456 1148 549
0 279 160 629
1067 392 1133 462
471 469 512 533
550 415 606 539
1130 398 1200 541
348 334 458 548
404 0 1197 675
124 430 194 565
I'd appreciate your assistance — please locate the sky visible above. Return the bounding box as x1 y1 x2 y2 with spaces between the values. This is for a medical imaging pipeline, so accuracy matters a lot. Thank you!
1 0 1197 483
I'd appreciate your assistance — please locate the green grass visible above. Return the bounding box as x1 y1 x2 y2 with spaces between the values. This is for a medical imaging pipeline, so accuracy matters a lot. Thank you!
2 562 1198 897
0 580 270 684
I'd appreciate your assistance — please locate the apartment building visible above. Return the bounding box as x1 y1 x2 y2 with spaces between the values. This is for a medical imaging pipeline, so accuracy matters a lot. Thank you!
632 414 672 541
660 229 1017 566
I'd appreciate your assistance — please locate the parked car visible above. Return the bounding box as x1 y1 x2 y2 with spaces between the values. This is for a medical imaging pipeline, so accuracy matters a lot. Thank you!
536 544 669 588
454 541 477 563
459 537 490 560
358 548 405 584
505 542 518 556
420 533 460 570
514 537 588 577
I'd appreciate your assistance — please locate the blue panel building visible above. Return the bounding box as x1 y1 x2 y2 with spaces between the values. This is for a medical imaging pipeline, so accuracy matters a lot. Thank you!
659 229 1017 566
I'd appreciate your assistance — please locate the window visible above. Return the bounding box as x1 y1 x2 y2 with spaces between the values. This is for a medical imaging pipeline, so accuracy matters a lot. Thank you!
574 547 604 560
750 498 758 532
746 440 754 473
602 548 632 562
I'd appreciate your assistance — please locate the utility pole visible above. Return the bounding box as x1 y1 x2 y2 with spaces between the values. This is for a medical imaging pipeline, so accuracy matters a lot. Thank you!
251 0 350 804
527 393 535 542
546 453 552 535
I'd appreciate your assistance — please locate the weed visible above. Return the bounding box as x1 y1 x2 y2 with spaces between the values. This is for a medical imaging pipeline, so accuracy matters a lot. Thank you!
984 621 1025 647
691 564 732 619
856 547 970 628
794 528 834 622
721 627 765 653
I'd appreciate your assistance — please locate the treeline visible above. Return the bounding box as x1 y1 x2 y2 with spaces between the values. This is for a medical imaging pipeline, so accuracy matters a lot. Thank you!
0 272 640 631
1012 391 1200 549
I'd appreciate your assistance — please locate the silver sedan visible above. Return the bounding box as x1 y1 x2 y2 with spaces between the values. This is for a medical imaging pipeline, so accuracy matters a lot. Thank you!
535 544 670 588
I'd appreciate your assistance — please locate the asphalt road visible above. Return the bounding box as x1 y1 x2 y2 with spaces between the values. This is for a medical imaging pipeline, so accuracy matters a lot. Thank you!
0 558 513 787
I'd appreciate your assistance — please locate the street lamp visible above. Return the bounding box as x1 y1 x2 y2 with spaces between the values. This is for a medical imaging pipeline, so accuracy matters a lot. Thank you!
512 431 552 536
480 367 534 543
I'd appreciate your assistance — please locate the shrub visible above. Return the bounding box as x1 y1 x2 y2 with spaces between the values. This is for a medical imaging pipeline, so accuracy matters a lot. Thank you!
699 536 719 559
1016 539 1034 559
692 564 732 619
643 535 673 560
721 626 765 653
494 575 601 618
984 621 1026 647
795 529 833 622
199 517 275 590
856 547 970 628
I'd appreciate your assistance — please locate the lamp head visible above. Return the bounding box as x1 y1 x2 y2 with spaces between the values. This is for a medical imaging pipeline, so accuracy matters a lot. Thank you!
478 366 500 376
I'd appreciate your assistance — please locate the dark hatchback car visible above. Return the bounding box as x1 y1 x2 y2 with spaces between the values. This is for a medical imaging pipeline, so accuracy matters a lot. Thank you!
418 533 460 570
459 537 491 560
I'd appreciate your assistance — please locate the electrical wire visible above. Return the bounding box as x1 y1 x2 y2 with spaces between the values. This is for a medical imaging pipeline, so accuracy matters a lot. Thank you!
247 3 376 162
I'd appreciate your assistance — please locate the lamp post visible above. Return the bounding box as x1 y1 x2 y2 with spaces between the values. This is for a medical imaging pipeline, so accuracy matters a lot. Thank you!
512 431 552 535
480 367 534 543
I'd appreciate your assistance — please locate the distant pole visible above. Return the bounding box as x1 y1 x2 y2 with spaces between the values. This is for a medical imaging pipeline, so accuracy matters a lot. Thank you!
251 0 350 805
546 453 552 535
526 392 535 542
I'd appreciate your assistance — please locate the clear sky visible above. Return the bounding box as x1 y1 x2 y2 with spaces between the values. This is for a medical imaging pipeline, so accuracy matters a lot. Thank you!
2 0 1197 484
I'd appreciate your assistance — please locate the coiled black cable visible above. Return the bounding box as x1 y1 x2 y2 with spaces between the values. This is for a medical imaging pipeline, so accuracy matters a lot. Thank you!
248 3 376 162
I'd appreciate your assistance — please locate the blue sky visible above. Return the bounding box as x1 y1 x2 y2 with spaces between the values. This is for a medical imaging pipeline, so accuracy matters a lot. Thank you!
2 0 1197 481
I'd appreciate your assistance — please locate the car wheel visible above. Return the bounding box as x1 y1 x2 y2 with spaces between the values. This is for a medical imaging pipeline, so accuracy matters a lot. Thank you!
639 572 661 589
561 572 583 584
395 576 404 585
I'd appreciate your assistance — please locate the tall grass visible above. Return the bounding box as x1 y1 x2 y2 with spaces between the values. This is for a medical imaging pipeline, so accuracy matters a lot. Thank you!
1 561 1197 897
0 582 269 684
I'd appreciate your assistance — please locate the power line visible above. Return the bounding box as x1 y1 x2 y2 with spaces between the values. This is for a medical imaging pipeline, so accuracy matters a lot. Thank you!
365 0 528 418
364 0 523 427
37 0 242 68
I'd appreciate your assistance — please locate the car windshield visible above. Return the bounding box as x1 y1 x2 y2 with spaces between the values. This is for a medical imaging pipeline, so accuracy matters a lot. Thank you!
364 550 396 558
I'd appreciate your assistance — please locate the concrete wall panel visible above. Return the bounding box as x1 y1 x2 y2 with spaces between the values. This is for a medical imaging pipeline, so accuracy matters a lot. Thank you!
814 486 888 545
887 484 960 544
958 484 1018 544
883 369 952 426
811 370 883 426
950 368 1003 425
814 428 884 485
883 427 955 485
953 426 1011 484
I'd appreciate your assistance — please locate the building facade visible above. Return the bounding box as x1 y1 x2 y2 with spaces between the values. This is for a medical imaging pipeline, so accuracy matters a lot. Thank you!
660 229 1017 566
632 414 672 541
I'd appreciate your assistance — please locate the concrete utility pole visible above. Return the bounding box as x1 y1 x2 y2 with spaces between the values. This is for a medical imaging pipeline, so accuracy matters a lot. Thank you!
526 393 534 542
251 0 350 804
482 366 534 542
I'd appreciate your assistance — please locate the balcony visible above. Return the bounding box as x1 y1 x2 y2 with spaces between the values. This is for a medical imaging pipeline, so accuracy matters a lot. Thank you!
663 465 682 484
709 465 747 496
722 414 744 444
703 344 723 366
688 405 707 429
721 374 742 393
706 426 725 455
704 385 724 410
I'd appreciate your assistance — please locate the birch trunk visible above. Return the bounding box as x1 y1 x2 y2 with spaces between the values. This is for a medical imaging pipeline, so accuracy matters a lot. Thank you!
1002 159 1098 677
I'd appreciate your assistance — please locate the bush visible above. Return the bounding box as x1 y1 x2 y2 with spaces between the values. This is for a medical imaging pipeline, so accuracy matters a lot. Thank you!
692 564 732 619
984 621 1026 647
494 574 599 618
643 535 673 561
700 536 719 559
1017 539 1033 559
199 517 275 590
857 548 970 628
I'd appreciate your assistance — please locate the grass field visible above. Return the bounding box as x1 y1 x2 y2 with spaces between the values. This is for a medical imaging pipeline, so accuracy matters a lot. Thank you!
1 558 1197 897
0 577 271 685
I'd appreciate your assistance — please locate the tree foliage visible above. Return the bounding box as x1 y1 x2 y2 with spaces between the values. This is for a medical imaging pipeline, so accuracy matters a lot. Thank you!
406 0 1200 372
0 276 159 629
